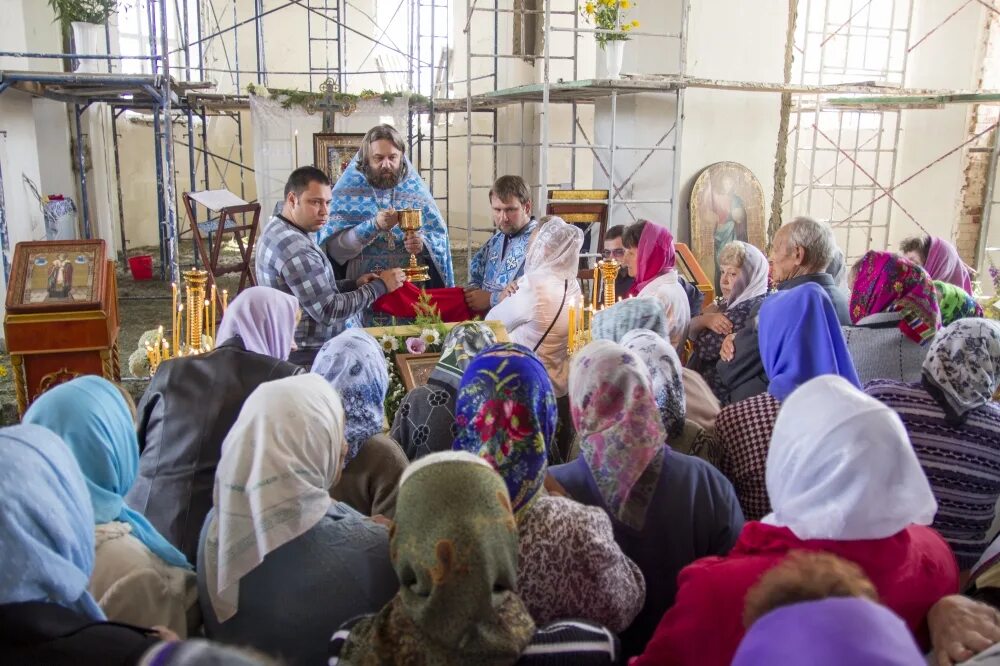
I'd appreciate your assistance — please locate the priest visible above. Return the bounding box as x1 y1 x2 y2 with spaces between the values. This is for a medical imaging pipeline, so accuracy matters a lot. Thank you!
318 124 454 325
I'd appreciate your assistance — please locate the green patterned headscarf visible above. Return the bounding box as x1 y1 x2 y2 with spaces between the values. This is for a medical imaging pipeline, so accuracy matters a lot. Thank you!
934 280 983 327
340 452 535 665
429 322 499 391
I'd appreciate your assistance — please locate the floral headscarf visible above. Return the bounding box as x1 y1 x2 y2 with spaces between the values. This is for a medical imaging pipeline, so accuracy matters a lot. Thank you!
592 297 671 343
569 339 667 530
453 343 558 518
849 251 941 344
922 319 1000 425
340 452 534 665
629 221 677 296
621 329 686 438
429 322 498 391
934 280 982 326
311 330 388 463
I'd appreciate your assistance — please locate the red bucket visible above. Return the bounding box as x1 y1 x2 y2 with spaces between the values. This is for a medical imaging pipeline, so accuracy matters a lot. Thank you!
128 254 154 281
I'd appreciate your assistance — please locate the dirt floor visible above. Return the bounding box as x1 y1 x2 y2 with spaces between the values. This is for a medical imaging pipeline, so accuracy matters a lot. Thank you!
0 239 473 425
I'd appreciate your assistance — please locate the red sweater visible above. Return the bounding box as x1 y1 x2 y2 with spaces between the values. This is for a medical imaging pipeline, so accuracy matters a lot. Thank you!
631 521 959 666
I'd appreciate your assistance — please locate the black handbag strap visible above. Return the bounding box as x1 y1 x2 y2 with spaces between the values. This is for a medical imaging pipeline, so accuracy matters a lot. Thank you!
533 280 569 352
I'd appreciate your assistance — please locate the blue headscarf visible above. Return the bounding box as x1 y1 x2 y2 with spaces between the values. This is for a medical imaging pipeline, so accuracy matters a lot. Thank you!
759 282 861 401
311 330 389 463
0 424 105 619
317 151 455 286
23 376 192 570
452 343 558 517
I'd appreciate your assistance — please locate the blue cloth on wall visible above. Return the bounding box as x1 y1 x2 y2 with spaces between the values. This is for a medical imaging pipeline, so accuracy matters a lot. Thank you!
24 376 192 570
758 282 861 401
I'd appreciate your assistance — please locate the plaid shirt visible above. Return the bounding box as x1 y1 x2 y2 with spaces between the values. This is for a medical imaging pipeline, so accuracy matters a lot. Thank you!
255 215 387 350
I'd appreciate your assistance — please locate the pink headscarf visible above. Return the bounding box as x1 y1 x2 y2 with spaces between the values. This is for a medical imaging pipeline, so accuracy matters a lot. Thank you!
216 286 300 360
628 221 676 296
924 236 973 296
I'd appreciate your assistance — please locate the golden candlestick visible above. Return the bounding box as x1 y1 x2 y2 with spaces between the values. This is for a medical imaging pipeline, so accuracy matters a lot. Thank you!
598 259 621 308
398 208 431 283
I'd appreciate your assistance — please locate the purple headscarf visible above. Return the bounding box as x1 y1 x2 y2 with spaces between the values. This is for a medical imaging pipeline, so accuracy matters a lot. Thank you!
925 236 973 296
732 598 924 666
216 286 299 360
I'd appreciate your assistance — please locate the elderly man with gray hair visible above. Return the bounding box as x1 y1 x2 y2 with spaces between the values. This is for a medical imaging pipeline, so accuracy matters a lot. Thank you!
715 216 850 403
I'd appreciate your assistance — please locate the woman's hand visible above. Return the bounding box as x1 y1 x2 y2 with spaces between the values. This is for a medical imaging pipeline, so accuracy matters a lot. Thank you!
929 595 1000 666
719 333 737 362
702 313 734 336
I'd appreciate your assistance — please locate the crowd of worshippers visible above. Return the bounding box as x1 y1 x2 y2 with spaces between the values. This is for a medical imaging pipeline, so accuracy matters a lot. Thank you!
6 125 1000 666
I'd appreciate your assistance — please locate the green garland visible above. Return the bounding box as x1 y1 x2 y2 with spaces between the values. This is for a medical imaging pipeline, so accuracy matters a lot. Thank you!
246 83 429 112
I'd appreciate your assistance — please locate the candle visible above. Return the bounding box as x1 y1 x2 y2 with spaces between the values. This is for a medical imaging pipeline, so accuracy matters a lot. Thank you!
171 282 177 343
293 130 299 168
161 338 169 360
222 289 229 313
204 300 211 342
186 286 192 348
569 305 576 354
592 265 599 311
210 284 217 341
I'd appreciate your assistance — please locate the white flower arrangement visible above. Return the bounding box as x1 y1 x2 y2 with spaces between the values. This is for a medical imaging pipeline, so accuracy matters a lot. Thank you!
378 334 399 353
420 328 440 345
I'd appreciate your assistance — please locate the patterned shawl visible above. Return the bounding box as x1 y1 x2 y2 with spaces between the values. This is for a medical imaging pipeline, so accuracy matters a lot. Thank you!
934 280 982 326
725 241 770 310
429 322 499 391
925 236 973 295
592 297 671 343
760 282 861 401
340 452 534 665
922 318 1000 425
621 329 686 438
569 340 667 530
204 374 345 622
523 216 584 280
0 425 105 620
24 376 191 570
317 153 455 286
849 250 941 344
216 286 300 360
629 221 677 296
311 330 388 463
453 343 557 518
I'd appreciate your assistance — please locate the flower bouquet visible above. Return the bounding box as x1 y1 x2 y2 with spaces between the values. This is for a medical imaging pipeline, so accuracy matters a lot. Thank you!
581 0 639 48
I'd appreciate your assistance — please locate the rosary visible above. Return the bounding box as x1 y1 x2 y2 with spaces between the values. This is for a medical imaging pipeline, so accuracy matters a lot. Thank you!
372 185 397 250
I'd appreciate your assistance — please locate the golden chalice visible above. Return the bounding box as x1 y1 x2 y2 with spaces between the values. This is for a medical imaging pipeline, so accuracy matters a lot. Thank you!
398 208 431 283
598 258 621 308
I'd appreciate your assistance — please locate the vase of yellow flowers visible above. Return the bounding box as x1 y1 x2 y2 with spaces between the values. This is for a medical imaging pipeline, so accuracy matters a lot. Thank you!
581 0 639 80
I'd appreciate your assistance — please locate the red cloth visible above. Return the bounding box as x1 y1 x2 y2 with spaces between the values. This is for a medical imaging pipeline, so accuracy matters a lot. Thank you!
630 522 958 666
629 221 677 296
373 282 474 322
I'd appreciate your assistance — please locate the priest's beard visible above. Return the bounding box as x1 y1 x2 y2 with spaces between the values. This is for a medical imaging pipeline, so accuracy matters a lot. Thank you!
367 165 403 190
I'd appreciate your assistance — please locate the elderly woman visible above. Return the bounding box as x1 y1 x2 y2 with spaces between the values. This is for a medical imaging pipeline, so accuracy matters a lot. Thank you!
391 321 497 460
633 375 959 666
549 340 744 657
329 452 620 665
452 343 645 633
688 241 769 401
486 217 583 398
621 220 691 349
0 425 163 663
198 374 397 666
715 282 860 520
901 234 974 295
621 329 718 462
843 250 941 385
127 286 303 562
866 319 1000 571
312 329 407 518
24 376 197 637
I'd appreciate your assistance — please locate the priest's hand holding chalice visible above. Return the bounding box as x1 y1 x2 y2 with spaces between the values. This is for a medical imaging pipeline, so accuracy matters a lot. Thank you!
398 209 431 283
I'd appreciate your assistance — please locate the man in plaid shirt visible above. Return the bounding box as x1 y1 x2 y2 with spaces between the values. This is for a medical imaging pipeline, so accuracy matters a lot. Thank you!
256 167 406 366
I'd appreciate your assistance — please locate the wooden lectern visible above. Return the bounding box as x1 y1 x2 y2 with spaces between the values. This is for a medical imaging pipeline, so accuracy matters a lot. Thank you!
4 239 120 416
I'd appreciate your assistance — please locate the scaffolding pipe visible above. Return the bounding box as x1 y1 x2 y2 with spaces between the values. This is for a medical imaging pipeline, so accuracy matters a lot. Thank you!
111 109 127 259
671 0 690 234
538 0 551 213
74 104 93 238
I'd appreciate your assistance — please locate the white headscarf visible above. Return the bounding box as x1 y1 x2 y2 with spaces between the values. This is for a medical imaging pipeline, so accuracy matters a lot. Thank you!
763 375 937 541
523 216 583 280
725 241 770 310
204 373 346 621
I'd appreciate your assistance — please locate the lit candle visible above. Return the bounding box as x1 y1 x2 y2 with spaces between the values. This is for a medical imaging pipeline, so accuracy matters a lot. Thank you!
293 130 299 168
186 286 192 348
204 299 211 342
222 289 229 314
161 338 169 360
210 284 217 341
171 282 177 342
175 304 183 353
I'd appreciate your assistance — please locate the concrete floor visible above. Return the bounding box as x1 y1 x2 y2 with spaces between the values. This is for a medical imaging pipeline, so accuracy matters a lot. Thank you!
0 239 473 425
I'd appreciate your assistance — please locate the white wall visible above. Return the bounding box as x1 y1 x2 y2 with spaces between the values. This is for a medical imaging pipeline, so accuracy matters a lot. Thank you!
889 1 989 250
